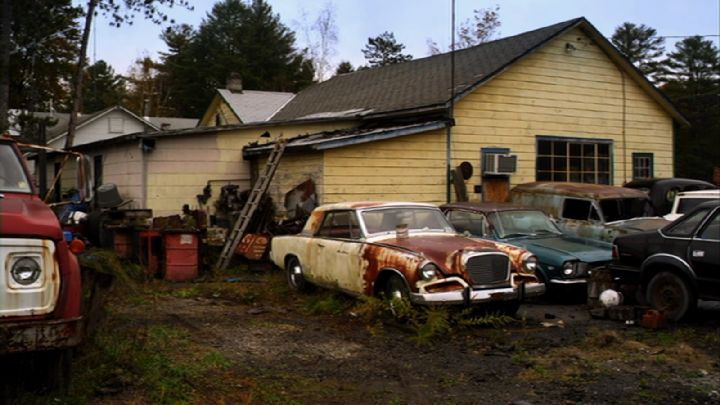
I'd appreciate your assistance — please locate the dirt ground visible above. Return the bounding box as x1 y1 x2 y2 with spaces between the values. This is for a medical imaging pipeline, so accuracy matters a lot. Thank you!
13 266 720 404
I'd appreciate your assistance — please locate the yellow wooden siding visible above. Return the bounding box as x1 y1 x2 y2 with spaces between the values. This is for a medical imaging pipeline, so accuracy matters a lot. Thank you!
452 27 673 195
198 96 241 127
323 130 447 204
146 135 250 217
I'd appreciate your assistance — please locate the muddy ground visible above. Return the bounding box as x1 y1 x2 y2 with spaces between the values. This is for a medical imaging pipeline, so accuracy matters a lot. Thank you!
11 266 720 404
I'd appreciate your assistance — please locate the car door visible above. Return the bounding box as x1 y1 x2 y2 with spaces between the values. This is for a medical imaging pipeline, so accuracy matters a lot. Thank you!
312 210 365 294
689 208 720 299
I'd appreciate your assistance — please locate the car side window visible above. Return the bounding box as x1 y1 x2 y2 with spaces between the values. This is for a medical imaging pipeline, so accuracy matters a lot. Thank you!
697 211 720 240
317 211 361 239
562 198 592 220
664 207 712 237
447 210 487 237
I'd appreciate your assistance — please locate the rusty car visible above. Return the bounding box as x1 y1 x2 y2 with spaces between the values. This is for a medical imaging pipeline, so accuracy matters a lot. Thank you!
1 135 90 388
440 202 612 292
609 200 720 321
269 202 545 313
509 182 669 242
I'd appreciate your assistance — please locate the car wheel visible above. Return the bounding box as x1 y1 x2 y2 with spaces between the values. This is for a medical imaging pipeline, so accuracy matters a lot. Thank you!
645 271 696 321
383 274 410 302
286 257 310 292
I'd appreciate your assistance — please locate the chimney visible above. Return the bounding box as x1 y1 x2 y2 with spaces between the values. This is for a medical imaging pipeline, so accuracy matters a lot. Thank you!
226 72 243 93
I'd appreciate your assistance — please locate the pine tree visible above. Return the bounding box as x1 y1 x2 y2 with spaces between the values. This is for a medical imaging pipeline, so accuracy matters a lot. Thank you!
611 22 665 81
362 31 413 67
82 60 126 113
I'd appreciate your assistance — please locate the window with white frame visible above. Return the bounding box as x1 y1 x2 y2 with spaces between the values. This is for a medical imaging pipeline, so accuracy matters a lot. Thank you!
536 136 612 184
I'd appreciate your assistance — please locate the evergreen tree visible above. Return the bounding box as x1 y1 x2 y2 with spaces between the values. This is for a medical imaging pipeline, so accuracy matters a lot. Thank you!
334 61 354 76
362 31 413 67
611 22 665 81
661 36 720 181
159 0 315 117
82 60 126 112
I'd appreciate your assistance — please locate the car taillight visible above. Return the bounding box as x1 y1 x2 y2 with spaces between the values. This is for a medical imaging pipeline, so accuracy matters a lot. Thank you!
612 245 619 260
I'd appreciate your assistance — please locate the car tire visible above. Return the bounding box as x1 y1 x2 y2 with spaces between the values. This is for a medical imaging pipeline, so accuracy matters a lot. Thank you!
286 257 310 292
645 271 696 322
383 274 410 302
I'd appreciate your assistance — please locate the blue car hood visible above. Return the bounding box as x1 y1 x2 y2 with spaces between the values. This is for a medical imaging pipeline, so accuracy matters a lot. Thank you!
507 235 612 264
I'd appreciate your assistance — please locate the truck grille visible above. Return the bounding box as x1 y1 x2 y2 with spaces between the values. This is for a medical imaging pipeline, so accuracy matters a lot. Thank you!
465 253 510 286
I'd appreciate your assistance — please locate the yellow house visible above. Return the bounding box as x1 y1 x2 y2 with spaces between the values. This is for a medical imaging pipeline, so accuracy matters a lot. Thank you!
244 17 687 210
67 17 686 219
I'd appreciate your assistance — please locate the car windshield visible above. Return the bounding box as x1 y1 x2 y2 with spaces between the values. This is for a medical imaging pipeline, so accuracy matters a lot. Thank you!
599 198 650 222
361 207 454 235
489 210 562 238
0 144 32 193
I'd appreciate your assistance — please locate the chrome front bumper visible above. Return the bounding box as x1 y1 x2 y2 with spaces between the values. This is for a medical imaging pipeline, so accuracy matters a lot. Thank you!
411 281 545 305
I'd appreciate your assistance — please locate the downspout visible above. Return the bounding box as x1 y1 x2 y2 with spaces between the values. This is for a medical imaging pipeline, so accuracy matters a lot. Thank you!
621 72 627 183
446 0 456 203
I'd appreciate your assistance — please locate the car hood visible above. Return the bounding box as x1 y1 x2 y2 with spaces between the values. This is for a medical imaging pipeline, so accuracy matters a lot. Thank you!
371 233 526 272
506 235 612 264
606 217 670 233
0 195 62 240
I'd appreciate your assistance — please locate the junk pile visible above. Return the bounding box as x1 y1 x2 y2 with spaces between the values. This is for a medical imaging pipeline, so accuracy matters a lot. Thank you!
52 178 318 280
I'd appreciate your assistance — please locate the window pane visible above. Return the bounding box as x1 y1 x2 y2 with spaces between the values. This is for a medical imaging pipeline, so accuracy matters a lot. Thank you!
665 208 711 237
538 140 551 155
554 157 567 170
598 144 610 157
553 141 566 155
598 158 609 172
537 171 551 181
583 173 595 183
570 158 581 171
570 172 581 182
699 213 720 240
583 157 595 171
583 143 595 156
569 143 581 156
554 172 567 182
537 156 551 170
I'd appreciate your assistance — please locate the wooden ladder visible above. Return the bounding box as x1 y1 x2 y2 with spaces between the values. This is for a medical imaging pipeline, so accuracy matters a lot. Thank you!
215 140 287 271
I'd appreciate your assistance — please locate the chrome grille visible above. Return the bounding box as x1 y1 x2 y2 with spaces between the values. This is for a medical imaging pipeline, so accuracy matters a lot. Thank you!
465 253 510 286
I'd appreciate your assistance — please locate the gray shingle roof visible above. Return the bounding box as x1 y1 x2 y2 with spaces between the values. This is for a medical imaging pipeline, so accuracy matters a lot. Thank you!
272 18 583 121
218 89 295 123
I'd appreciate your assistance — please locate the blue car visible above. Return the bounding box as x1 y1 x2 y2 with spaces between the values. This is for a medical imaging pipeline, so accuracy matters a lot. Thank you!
441 202 612 291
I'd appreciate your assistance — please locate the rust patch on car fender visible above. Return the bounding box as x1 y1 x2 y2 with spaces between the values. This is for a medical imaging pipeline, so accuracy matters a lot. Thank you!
361 243 423 295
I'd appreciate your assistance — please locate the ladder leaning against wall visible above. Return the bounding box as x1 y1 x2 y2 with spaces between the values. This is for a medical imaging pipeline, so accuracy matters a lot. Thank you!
215 139 287 271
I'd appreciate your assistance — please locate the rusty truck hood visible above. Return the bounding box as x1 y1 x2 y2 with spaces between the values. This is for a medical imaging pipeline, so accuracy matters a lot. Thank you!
0 195 63 240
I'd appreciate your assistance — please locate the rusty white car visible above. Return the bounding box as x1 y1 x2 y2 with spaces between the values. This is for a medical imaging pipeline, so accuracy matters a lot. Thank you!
269 202 545 311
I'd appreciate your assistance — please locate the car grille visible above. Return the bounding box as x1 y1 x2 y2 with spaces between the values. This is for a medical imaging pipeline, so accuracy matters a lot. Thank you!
465 253 510 286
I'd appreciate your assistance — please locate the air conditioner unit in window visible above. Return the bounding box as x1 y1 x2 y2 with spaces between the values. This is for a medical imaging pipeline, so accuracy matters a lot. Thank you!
483 153 517 175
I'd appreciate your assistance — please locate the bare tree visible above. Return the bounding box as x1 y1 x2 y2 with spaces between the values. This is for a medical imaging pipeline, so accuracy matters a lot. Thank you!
0 0 11 132
65 0 192 149
427 5 501 55
296 2 338 81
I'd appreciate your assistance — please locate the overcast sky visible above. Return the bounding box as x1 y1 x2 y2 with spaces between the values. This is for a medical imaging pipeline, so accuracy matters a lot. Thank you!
84 0 720 76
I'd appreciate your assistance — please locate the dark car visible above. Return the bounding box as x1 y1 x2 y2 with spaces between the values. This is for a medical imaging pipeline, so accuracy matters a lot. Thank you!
609 200 720 321
624 177 717 216
441 202 612 291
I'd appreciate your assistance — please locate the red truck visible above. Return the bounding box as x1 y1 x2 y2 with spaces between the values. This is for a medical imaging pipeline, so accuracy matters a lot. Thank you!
1 135 86 387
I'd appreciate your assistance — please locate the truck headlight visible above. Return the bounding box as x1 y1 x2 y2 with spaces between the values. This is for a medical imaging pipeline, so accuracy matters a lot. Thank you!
562 261 576 276
11 257 42 286
521 253 538 274
420 262 440 280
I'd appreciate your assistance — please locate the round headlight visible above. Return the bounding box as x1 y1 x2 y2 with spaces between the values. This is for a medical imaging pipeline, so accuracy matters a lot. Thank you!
521 254 538 274
11 257 42 286
562 261 576 276
420 263 440 280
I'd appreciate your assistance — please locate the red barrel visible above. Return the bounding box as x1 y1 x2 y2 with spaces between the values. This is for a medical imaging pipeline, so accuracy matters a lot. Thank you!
163 231 199 281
